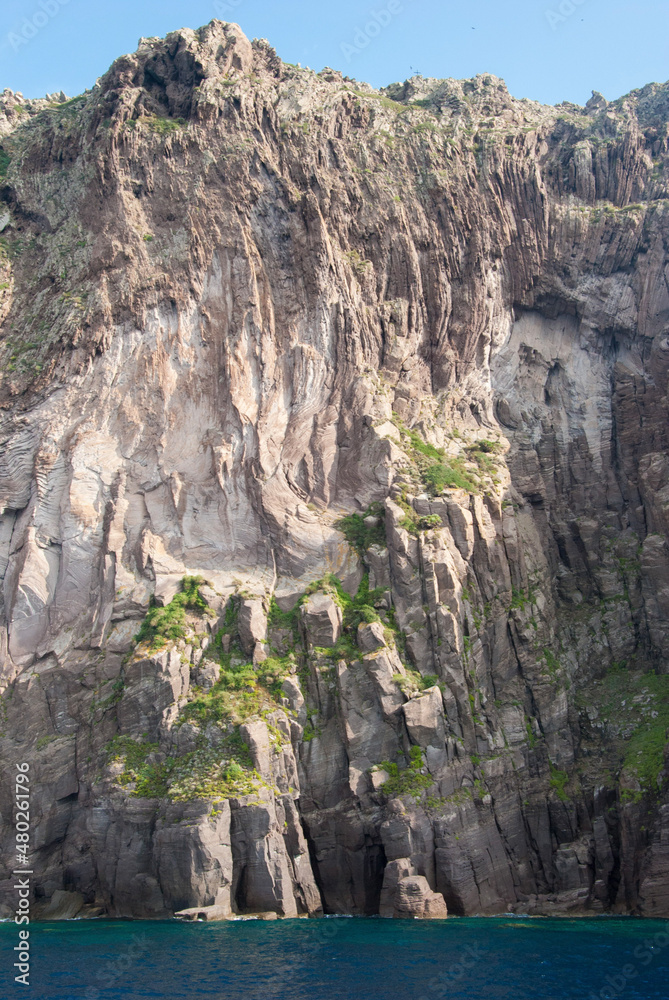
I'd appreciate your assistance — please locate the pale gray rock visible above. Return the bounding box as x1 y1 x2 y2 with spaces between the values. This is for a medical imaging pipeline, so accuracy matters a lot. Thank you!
237 599 267 656
379 857 416 917
300 593 342 648
193 659 219 690
357 620 386 652
154 801 233 914
0 22 667 922
393 876 448 919
403 687 446 750
35 890 84 920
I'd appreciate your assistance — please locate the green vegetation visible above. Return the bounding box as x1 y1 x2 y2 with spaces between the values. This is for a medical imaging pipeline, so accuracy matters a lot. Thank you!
268 571 376 654
392 492 443 535
578 667 669 797
36 735 58 751
308 573 389 664
393 669 440 697
0 148 10 179
335 502 386 556
549 765 570 803
106 736 165 797
267 595 300 640
134 576 210 652
302 710 322 742
105 731 261 801
391 416 482 496
344 248 372 274
423 461 478 493
624 701 669 795
542 647 560 680
509 586 536 611
131 114 187 135
91 677 125 714
375 745 433 801
348 90 407 113
179 648 293 728
418 514 443 530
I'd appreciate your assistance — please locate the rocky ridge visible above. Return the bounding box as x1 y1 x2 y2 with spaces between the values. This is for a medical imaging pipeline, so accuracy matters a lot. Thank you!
0 21 668 919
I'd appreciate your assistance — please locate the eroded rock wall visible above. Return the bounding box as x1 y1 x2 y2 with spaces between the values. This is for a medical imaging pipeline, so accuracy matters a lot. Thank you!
0 21 668 918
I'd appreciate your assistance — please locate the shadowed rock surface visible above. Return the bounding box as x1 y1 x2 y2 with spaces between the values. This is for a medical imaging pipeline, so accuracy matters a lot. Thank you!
0 21 668 919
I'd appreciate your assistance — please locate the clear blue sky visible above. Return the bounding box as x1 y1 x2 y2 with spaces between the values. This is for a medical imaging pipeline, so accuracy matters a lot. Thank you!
0 0 666 107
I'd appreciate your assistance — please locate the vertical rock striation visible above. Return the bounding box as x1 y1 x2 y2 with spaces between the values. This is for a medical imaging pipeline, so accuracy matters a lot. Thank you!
0 22 668 918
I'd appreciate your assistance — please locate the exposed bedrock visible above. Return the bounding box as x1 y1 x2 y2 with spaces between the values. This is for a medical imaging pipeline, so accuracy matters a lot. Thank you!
0 22 668 918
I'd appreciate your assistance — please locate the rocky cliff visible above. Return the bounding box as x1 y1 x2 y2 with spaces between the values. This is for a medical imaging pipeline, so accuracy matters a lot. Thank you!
1 21 669 920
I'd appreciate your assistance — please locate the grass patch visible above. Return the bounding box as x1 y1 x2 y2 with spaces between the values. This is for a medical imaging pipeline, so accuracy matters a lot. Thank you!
180 642 293 728
422 461 478 493
509 586 536 611
311 573 388 662
134 576 210 652
391 416 480 496
578 667 669 796
106 736 165 797
549 764 570 802
374 745 433 801
393 670 440 697
105 731 260 801
36 735 58 751
348 90 407 113
335 502 386 556
132 114 187 135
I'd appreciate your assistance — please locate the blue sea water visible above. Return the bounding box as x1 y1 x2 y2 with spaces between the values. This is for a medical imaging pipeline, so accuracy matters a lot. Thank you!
2 916 669 1000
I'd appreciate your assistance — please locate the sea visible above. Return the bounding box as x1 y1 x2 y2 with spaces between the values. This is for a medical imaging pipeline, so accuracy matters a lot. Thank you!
2 915 669 999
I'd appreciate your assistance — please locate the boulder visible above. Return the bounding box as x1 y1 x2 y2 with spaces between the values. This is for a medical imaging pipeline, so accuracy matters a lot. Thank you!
393 876 448 919
402 687 445 749
36 889 84 920
237 599 267 656
300 593 342 647
357 620 386 652
379 857 416 917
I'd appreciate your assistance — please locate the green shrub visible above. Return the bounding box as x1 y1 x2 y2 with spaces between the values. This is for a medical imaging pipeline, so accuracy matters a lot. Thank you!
106 736 166 797
335 502 386 555
549 765 570 802
620 675 669 794
393 670 440 696
137 114 187 135
418 514 442 530
106 732 260 801
376 745 433 801
181 665 259 726
134 576 208 651
423 462 478 493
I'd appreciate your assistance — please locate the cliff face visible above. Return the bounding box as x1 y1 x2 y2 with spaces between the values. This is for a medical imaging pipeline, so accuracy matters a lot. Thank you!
1 21 669 920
